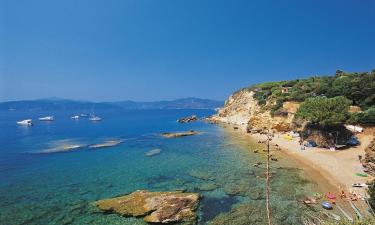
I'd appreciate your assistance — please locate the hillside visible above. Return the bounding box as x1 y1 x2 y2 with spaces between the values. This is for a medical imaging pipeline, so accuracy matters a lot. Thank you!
0 97 223 111
211 70 375 135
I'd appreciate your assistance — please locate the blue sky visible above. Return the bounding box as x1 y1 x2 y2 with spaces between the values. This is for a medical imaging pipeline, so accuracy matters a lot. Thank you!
1 0 374 102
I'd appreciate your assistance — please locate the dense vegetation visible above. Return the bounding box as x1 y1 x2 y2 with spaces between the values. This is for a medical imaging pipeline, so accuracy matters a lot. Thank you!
248 70 375 124
295 96 351 127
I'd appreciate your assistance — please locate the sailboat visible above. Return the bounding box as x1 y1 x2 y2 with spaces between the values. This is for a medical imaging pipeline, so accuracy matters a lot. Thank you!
89 115 102 121
89 104 102 122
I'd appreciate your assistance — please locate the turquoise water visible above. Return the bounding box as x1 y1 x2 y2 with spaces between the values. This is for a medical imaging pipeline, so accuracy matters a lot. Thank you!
0 109 315 224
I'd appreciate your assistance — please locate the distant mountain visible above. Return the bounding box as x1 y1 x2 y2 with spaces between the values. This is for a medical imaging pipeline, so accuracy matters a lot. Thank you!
0 97 223 111
112 98 223 109
0 98 121 111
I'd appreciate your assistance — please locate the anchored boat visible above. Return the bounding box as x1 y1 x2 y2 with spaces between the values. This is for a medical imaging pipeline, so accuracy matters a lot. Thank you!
39 116 54 121
89 115 102 121
17 119 33 126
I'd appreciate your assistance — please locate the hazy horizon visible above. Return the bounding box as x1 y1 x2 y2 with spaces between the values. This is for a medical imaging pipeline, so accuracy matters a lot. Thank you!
0 96 224 103
1 0 374 102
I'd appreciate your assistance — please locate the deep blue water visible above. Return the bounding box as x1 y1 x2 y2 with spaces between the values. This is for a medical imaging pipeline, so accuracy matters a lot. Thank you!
0 109 313 224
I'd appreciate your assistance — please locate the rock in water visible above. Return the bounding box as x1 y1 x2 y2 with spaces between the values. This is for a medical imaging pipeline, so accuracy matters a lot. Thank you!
145 149 161 157
177 115 198 123
95 190 200 223
161 130 199 138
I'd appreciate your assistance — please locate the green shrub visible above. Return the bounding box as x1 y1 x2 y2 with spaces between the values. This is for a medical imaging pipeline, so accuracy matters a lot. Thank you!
249 70 375 111
295 96 351 127
349 107 375 125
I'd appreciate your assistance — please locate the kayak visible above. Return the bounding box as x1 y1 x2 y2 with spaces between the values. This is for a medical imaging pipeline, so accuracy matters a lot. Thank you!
322 201 333 210
326 193 336 200
355 173 368 177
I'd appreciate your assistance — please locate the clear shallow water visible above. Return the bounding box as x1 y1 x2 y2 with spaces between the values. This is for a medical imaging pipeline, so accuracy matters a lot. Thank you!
0 109 315 224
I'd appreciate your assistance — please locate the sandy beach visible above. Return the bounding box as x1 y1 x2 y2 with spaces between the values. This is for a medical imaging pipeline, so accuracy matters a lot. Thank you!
218 122 375 217
250 132 374 191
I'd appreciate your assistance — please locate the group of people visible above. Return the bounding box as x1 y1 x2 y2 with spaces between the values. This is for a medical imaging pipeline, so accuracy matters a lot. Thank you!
340 190 360 201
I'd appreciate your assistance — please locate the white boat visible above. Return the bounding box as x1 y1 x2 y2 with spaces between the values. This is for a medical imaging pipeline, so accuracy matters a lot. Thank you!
71 115 80 120
89 115 102 121
39 116 54 121
352 183 368 188
17 119 33 126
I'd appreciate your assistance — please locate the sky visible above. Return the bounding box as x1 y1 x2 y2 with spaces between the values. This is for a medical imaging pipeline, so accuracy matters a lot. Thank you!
1 0 374 102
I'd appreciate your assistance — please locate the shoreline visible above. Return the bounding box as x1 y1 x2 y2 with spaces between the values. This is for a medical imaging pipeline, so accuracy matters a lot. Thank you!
216 122 373 191
215 121 374 216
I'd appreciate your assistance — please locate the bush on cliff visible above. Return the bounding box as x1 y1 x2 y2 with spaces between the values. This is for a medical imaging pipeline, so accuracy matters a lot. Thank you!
349 107 375 125
249 70 375 117
295 96 351 127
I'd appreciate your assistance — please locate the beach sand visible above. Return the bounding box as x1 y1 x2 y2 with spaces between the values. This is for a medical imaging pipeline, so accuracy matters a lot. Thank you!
250 132 374 190
221 124 374 217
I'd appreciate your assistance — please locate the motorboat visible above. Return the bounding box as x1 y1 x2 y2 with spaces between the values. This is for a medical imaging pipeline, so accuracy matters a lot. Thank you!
39 116 54 121
17 119 33 126
71 115 80 120
89 115 102 121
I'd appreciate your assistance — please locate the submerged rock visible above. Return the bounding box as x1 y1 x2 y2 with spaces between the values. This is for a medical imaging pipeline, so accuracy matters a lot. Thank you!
188 170 215 181
89 140 123 149
95 190 200 223
161 130 199 138
145 148 161 157
197 183 218 191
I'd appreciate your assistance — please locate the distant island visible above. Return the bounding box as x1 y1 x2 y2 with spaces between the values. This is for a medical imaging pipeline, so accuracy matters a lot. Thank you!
0 97 223 111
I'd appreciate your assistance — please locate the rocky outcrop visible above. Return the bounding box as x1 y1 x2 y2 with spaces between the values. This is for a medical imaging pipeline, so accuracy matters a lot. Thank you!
300 124 353 147
363 138 375 176
95 190 200 223
178 115 198 123
162 130 199 138
209 90 298 132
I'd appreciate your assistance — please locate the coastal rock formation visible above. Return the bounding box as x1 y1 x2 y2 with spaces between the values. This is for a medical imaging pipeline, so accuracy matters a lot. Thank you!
178 115 198 123
363 138 375 176
162 130 199 138
209 90 297 132
95 190 200 223
300 124 353 147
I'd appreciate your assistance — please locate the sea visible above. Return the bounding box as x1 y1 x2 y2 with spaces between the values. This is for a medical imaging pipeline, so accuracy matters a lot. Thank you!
0 109 317 225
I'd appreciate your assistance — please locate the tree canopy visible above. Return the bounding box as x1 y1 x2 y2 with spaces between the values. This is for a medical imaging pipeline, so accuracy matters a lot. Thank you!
248 70 375 117
295 96 351 127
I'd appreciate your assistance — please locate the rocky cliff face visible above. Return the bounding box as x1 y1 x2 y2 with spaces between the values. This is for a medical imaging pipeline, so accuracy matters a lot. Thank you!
210 89 298 132
363 138 375 176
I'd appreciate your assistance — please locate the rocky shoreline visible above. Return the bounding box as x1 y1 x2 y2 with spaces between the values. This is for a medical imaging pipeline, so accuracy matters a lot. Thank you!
95 190 200 224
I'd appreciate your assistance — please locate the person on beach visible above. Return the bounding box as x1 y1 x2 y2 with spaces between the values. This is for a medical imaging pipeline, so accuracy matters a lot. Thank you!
299 139 305 151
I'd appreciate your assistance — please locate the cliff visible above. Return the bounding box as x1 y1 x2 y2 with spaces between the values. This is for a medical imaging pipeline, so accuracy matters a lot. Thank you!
210 89 298 132
363 138 375 176
210 70 375 146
